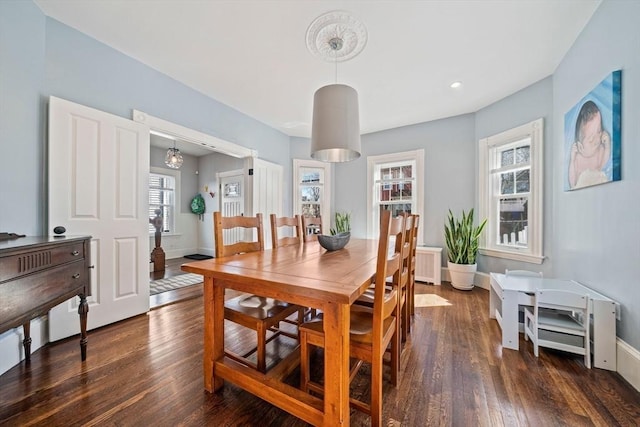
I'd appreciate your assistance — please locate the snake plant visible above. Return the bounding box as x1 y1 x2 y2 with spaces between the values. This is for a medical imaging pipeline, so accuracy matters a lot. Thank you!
330 211 351 235
444 209 487 264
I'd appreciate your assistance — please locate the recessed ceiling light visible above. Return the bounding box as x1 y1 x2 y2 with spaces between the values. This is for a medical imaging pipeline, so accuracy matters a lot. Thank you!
450 81 462 89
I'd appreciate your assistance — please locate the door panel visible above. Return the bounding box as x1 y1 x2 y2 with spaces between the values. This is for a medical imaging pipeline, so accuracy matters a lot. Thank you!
247 158 283 249
48 96 150 341
219 171 245 247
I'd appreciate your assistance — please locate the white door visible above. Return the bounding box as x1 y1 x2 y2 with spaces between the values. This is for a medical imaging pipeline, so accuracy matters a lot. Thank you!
218 170 245 247
48 97 150 341
292 159 332 232
246 158 283 249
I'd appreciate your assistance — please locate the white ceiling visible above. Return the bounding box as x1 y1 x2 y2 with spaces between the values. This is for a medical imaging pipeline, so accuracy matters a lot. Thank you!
35 0 600 139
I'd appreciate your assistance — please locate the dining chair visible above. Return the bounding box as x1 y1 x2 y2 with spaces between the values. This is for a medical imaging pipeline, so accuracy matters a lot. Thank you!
269 214 313 320
524 289 591 368
299 210 405 427
214 211 302 373
399 213 415 339
355 213 413 343
269 214 302 248
408 214 420 316
301 215 323 242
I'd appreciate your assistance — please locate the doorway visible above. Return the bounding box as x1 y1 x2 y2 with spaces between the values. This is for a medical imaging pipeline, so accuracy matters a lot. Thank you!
134 111 253 303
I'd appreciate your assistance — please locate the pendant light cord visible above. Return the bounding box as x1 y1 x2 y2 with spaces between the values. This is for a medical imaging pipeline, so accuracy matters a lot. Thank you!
334 47 338 84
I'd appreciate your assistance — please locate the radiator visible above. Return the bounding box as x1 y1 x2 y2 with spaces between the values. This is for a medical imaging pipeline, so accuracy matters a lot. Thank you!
415 246 442 285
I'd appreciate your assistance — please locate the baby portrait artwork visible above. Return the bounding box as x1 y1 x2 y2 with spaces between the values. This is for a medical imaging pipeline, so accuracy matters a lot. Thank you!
564 70 621 191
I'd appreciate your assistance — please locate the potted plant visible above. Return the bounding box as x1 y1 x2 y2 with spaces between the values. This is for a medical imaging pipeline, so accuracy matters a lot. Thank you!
330 211 351 235
444 208 487 290
318 212 351 251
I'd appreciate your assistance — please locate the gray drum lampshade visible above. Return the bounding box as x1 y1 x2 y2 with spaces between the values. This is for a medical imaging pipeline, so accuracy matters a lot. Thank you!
310 84 361 162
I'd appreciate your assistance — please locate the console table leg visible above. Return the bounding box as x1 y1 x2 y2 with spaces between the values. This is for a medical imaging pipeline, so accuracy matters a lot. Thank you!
78 294 89 361
22 322 32 362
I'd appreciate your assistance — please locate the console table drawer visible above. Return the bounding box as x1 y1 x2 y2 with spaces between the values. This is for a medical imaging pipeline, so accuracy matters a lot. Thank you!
0 241 86 283
0 260 88 331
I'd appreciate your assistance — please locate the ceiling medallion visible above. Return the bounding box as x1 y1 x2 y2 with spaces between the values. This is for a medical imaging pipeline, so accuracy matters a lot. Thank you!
306 10 368 63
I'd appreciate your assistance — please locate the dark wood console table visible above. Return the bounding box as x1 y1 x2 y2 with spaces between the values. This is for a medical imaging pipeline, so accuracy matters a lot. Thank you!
0 236 92 362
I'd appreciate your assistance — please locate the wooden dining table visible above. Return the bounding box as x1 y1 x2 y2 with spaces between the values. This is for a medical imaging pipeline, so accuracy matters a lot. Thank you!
181 238 380 426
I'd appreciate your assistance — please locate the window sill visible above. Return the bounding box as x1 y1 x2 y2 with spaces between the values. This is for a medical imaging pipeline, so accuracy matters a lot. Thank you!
479 248 544 264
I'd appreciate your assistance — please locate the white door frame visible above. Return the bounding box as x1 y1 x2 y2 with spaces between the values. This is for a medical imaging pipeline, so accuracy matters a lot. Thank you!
293 158 332 229
132 110 256 159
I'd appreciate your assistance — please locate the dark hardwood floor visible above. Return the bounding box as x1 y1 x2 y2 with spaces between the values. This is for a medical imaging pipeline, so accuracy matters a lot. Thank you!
149 257 204 309
2 281 639 426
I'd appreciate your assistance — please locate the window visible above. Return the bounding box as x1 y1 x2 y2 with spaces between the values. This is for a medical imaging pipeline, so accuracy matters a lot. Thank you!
293 159 332 233
478 118 544 263
149 171 176 234
367 150 424 241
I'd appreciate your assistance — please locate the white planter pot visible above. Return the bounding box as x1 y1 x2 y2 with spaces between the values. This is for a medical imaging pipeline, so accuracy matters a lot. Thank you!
448 261 477 290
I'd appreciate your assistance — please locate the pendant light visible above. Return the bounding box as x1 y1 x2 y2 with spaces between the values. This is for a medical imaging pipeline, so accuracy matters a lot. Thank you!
165 141 183 169
306 11 367 163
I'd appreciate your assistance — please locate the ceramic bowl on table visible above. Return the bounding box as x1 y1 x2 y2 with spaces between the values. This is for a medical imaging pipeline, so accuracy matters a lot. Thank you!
317 232 351 251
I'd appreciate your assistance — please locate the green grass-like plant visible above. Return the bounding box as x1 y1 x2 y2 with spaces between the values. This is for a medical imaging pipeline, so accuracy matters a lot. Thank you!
444 208 487 264
330 212 351 235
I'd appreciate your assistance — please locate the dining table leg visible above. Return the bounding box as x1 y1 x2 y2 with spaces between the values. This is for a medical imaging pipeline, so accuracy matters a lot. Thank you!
203 275 225 392
321 301 350 426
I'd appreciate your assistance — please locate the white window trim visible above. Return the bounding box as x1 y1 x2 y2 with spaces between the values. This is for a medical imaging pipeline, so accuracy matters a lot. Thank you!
150 166 181 236
478 118 544 264
292 159 332 223
367 149 424 243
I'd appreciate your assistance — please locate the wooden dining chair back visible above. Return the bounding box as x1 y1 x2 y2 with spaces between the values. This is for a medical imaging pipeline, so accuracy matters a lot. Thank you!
408 214 420 316
213 211 301 373
214 212 264 257
299 210 405 426
397 213 414 341
301 215 323 242
524 289 591 368
269 214 302 248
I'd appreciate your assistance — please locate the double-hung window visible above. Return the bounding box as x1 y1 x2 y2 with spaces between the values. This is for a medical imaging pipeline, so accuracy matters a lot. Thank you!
367 150 424 241
478 118 544 263
149 171 176 234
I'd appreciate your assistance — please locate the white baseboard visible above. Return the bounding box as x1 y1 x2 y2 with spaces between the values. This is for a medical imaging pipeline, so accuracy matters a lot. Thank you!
617 338 640 392
0 317 47 376
474 271 491 290
440 268 491 291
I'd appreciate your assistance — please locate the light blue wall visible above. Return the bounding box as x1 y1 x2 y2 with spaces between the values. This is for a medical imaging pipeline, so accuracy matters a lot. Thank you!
0 1 291 234
2 0 638 358
43 16 292 217
0 1 46 235
475 77 555 276
552 0 640 349
290 115 477 249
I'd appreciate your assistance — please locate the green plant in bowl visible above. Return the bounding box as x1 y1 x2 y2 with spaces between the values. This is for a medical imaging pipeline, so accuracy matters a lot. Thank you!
330 212 351 235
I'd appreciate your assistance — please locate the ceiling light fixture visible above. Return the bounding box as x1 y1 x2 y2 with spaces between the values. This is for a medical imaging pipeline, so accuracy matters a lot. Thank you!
306 11 367 162
165 141 183 169
450 81 463 89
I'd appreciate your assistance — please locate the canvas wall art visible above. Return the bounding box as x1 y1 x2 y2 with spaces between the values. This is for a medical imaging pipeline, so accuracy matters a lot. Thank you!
564 70 621 191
